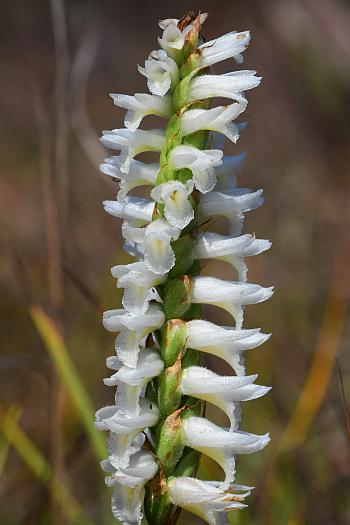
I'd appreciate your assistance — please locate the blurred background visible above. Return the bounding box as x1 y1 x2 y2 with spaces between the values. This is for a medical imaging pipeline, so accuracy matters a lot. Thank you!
1 0 350 524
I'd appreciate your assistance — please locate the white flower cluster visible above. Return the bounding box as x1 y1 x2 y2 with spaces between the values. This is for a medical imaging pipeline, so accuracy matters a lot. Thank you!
97 13 272 525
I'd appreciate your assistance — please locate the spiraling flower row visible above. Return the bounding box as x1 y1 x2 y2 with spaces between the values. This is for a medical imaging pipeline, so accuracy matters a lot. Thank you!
96 12 271 525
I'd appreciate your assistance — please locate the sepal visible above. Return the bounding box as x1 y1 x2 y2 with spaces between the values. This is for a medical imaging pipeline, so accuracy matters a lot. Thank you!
183 416 270 485
168 476 250 525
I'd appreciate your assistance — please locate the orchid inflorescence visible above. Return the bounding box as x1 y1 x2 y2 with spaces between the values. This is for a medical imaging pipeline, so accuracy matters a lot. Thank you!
95 11 272 525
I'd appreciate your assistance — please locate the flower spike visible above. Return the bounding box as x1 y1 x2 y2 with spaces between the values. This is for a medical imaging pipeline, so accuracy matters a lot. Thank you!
96 12 271 525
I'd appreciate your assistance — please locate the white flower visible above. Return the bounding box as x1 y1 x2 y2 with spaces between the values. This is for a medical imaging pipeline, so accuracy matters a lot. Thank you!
214 153 246 191
151 180 194 229
186 319 270 375
102 450 158 524
138 50 179 96
103 196 154 226
194 232 271 282
95 398 159 468
199 188 264 236
183 417 270 485
102 304 164 368
100 128 165 173
188 71 261 104
111 262 165 314
121 222 146 259
144 219 181 275
180 102 247 143
180 366 270 429
100 157 158 202
110 93 172 131
104 348 164 416
197 31 251 68
168 477 250 525
170 145 223 194
158 23 185 59
190 276 273 328
105 432 145 472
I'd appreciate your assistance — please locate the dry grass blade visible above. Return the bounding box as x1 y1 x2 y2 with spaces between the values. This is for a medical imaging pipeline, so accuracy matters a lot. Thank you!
0 405 94 525
30 305 107 460
279 288 347 450
0 405 22 477
335 357 350 445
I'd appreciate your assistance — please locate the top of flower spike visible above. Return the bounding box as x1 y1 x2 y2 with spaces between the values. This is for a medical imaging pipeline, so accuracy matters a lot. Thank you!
158 12 209 30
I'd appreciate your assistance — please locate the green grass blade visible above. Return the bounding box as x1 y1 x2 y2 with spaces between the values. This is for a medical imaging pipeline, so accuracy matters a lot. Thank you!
30 305 106 461
0 405 95 525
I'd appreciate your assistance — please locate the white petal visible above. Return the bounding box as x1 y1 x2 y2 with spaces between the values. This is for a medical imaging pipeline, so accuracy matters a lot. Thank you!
144 219 180 275
104 348 164 416
158 18 179 29
183 417 270 484
189 71 261 103
158 23 185 58
214 153 246 191
100 128 165 173
170 145 223 194
103 305 164 367
180 102 247 143
105 432 145 471
138 52 179 96
110 93 172 131
199 188 264 236
112 262 165 314
106 450 158 524
198 31 251 68
168 476 249 525
186 320 270 374
180 367 270 429
100 157 158 202
194 232 271 281
151 180 194 229
103 196 154 226
95 399 159 467
190 276 273 327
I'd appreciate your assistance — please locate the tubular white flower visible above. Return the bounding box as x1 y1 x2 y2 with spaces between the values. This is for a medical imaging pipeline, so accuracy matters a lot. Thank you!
183 417 270 485
111 262 165 314
103 196 154 226
100 128 165 173
95 399 159 468
102 450 158 525
103 304 164 368
186 319 270 374
170 145 223 194
197 31 251 68
151 180 194 229
199 188 264 236
194 232 271 282
104 349 164 416
138 50 179 96
168 477 250 525
143 219 181 275
180 102 247 143
214 153 246 191
107 431 146 470
180 367 270 429
110 93 172 131
158 23 185 59
100 157 158 202
188 71 262 104
190 276 274 327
